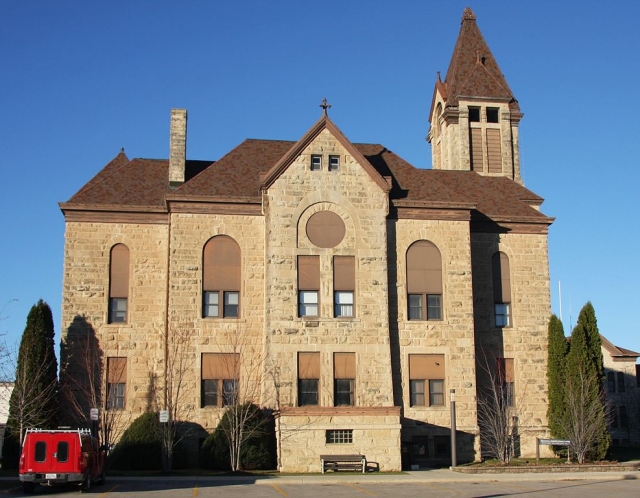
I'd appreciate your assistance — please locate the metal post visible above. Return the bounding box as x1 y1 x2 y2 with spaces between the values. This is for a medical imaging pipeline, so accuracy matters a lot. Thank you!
450 389 457 468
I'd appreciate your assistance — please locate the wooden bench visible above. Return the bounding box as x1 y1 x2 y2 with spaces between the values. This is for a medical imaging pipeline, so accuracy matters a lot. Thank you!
320 454 366 473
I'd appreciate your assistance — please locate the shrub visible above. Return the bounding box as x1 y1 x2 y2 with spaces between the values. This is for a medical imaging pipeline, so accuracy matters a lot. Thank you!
110 412 162 470
199 404 276 471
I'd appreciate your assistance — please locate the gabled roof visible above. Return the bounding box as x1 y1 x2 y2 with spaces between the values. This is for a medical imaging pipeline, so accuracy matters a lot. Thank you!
439 7 518 111
259 114 391 193
601 335 640 360
61 137 552 227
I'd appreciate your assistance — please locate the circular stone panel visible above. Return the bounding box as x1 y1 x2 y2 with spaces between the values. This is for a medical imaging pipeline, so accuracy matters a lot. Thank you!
306 211 346 248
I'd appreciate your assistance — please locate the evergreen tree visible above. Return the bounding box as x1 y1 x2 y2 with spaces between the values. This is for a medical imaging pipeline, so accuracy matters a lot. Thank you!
7 300 59 438
547 314 568 438
564 302 609 461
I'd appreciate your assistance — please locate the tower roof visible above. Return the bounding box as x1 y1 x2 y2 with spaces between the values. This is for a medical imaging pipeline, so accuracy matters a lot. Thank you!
442 7 519 111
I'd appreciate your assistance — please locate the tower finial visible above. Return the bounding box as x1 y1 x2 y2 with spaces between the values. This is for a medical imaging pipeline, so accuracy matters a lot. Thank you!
320 98 331 116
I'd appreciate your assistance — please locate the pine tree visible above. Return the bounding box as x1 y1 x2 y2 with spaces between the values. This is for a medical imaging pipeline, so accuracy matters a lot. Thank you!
547 314 568 438
563 302 609 461
7 300 59 439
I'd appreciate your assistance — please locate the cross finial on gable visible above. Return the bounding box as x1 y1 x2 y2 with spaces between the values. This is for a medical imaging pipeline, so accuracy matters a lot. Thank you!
320 98 331 116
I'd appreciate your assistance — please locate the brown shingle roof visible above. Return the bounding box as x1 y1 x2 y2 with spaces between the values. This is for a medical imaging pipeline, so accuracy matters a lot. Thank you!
443 7 519 111
63 137 550 224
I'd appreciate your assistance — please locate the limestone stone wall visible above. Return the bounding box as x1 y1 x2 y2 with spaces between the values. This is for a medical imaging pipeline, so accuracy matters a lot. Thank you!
263 129 394 409
277 409 402 472
60 221 169 430
471 231 551 457
602 349 640 447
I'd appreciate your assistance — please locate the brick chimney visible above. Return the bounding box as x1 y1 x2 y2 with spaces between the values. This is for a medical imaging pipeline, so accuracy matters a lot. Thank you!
169 108 187 187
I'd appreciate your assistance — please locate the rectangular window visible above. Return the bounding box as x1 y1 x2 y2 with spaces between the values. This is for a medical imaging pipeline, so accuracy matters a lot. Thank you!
298 255 320 317
326 429 353 444
334 256 355 317
334 291 354 317
299 291 318 317
619 406 629 428
469 107 481 122
107 357 126 410
224 291 239 317
427 294 442 320
203 291 219 317
410 379 425 406
107 382 125 409
409 354 445 407
298 379 319 406
329 155 340 171
607 372 616 393
298 352 320 406
334 352 355 406
495 303 510 327
434 435 450 457
222 379 238 406
429 379 444 406
204 291 239 318
486 107 499 123
202 379 218 407
617 372 625 393
334 378 354 406
408 294 423 319
311 155 322 171
497 357 515 407
109 297 127 323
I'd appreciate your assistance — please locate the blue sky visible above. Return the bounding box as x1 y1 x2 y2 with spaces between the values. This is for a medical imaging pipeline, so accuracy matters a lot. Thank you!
1 1 638 359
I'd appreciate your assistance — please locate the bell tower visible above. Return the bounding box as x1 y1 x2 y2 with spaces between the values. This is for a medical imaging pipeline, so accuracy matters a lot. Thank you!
428 8 523 184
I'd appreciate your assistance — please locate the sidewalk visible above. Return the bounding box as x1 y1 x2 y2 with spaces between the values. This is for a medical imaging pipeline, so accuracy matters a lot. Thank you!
102 465 640 485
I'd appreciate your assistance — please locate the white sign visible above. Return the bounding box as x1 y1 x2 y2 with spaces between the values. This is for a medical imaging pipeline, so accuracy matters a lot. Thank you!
159 410 169 423
90 408 99 421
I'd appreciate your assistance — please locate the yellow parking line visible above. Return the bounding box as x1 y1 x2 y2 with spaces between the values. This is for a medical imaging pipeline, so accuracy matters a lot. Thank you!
193 483 199 496
345 483 376 495
271 483 288 496
99 484 119 496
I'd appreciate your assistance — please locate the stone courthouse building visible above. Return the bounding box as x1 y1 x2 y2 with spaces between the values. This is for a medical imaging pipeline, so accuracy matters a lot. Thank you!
59 8 553 471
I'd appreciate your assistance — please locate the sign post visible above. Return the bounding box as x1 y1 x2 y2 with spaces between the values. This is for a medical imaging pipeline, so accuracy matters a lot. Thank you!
450 389 457 468
90 408 99 439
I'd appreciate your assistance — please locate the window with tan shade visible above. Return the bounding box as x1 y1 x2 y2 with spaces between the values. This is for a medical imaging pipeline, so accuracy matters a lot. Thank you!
409 354 445 407
333 256 355 317
496 357 514 406
492 252 511 327
407 241 442 321
201 353 239 407
202 235 241 318
107 357 127 409
333 352 355 406
298 352 320 406
109 244 129 324
298 255 319 317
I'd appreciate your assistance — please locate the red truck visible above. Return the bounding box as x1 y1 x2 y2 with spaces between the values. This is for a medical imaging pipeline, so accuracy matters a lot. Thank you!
19 428 106 494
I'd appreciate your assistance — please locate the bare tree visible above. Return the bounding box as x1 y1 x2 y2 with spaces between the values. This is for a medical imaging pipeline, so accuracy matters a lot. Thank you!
558 365 611 464
212 328 270 472
476 353 525 465
7 346 58 444
59 325 129 451
161 319 196 471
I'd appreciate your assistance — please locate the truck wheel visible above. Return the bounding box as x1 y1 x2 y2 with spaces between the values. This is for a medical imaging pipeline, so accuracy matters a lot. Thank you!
23 482 35 494
80 472 91 493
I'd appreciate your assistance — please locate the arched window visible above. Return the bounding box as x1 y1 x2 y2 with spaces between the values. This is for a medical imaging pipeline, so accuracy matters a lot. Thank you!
492 252 511 327
202 235 241 318
109 244 129 323
406 241 442 320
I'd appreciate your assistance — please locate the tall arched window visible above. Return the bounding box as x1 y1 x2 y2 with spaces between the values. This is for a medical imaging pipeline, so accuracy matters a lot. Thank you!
406 241 442 320
109 244 129 323
492 252 511 327
202 235 241 318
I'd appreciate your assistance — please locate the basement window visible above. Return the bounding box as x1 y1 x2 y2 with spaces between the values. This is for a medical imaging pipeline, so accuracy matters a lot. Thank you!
326 429 353 444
